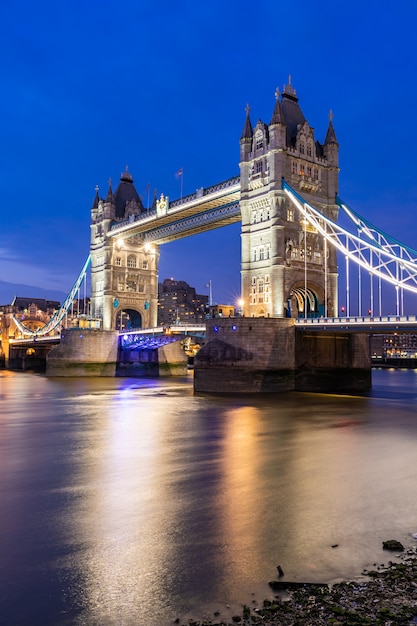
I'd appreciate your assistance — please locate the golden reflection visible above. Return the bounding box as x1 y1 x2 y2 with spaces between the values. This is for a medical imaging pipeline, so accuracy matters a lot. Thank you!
69 389 177 624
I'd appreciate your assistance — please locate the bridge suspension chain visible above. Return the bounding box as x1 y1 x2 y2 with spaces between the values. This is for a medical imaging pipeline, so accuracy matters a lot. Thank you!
283 181 417 296
13 255 92 337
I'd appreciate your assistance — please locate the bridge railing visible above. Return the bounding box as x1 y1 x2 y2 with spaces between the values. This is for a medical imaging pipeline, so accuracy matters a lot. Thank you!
295 315 417 325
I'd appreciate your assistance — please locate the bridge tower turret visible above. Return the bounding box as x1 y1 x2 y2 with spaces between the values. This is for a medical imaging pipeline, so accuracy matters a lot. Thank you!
239 79 339 319
90 168 160 331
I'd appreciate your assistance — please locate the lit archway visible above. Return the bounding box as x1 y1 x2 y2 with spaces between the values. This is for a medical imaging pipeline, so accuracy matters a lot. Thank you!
288 287 320 318
115 309 142 331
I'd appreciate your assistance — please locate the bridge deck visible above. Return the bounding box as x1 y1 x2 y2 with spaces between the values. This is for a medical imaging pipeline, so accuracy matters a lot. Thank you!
107 177 240 243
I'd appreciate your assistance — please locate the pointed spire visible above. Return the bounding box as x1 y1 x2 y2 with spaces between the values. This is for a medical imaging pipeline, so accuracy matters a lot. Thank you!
240 103 253 140
106 177 114 203
151 188 158 210
91 184 100 209
270 87 285 125
324 109 338 144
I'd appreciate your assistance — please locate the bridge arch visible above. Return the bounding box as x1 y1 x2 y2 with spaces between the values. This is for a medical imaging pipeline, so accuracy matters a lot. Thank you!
114 308 142 331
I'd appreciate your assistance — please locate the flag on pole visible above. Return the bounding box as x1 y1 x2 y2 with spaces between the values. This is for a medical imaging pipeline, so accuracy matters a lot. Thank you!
175 168 184 200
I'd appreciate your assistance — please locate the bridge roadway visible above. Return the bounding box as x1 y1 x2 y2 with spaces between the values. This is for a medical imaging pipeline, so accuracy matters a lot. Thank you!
120 316 417 339
106 176 240 244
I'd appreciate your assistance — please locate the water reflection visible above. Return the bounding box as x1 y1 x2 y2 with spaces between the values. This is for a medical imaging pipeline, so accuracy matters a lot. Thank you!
1 370 417 625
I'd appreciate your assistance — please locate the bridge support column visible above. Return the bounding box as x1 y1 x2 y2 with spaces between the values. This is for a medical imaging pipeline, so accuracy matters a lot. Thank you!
194 318 371 394
46 329 119 376
194 318 297 393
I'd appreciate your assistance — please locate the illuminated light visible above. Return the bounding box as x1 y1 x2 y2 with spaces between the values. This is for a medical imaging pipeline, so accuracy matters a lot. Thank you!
123 334 128 341
232 325 237 331
116 238 124 249
213 326 219 332
144 243 154 253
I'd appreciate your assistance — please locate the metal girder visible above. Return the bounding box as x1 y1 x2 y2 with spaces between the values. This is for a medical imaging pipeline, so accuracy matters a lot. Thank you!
107 176 241 240
13 255 91 337
143 202 241 244
283 181 417 296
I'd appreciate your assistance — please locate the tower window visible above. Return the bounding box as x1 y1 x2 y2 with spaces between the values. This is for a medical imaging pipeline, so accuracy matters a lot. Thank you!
299 142 305 154
127 255 137 268
292 161 297 175
307 143 312 157
256 160 263 173
116 257 122 266
256 137 263 150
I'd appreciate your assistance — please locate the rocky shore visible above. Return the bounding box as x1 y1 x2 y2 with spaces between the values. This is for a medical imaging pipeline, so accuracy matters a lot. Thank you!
177 542 417 626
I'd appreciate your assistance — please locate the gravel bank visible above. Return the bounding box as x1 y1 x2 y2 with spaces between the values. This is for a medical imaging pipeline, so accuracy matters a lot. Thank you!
177 545 417 626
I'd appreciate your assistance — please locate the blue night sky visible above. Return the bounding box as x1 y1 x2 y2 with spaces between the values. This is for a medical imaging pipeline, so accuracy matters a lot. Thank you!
1 0 417 310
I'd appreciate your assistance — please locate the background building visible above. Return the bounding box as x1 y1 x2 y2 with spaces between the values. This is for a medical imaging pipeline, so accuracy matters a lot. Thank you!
158 278 208 326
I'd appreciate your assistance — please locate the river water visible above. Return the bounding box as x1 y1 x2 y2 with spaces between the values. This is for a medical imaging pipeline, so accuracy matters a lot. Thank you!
0 368 417 625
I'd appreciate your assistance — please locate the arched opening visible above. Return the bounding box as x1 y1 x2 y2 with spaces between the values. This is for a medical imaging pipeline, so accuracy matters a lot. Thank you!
115 308 142 331
288 287 321 318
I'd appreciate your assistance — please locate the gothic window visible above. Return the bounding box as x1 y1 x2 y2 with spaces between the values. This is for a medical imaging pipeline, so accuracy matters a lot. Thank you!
259 247 265 261
307 166 312 177
127 255 137 268
251 211 256 224
258 280 264 293
266 244 271 259
265 274 270 283
287 209 294 222
260 210 264 222
256 160 262 173
116 257 122 266
299 163 305 176
142 260 148 269
253 248 257 262
256 137 263 150
252 277 256 285
292 161 297 175
267 207 271 220
138 283 145 293
307 142 312 157
299 142 305 154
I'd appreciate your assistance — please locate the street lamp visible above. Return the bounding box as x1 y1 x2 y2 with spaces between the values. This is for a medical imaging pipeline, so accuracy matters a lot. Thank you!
237 298 244 317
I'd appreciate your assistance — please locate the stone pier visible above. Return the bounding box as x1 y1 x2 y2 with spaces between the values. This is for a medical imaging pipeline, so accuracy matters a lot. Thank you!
194 318 371 394
46 329 119 376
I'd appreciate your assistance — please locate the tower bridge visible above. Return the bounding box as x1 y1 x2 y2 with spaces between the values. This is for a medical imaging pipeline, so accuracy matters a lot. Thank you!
6 78 417 392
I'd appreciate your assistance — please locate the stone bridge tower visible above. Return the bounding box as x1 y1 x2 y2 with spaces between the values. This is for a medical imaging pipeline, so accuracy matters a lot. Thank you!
239 79 339 318
90 168 159 331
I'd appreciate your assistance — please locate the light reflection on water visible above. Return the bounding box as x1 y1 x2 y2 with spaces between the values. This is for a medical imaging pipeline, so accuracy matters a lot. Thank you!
0 369 417 625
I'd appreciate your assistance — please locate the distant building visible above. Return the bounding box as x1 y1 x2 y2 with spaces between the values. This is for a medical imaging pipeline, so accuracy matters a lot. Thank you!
0 297 61 338
208 304 235 318
372 333 417 361
158 279 208 326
